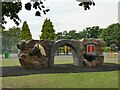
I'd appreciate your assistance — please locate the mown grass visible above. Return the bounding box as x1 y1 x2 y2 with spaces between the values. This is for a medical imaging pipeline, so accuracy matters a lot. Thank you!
2 71 118 88
0 58 119 66
0 59 20 66
0 58 119 88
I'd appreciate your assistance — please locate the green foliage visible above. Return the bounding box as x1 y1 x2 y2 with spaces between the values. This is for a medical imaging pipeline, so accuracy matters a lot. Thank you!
56 26 101 40
67 30 78 39
1 1 49 28
99 23 120 49
40 18 55 40
83 26 102 38
77 31 87 39
55 32 63 40
1 1 95 29
2 27 21 53
77 0 95 10
56 30 82 40
19 21 32 41
104 47 110 52
2 27 21 37
2 2 22 28
55 23 120 50
55 26 101 40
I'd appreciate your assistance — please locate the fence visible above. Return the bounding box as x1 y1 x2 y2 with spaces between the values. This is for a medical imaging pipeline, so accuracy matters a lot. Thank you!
103 52 120 60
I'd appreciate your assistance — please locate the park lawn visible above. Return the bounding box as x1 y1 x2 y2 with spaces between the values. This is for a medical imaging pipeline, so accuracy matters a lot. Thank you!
1 59 119 88
0 59 21 66
2 71 118 88
0 59 119 66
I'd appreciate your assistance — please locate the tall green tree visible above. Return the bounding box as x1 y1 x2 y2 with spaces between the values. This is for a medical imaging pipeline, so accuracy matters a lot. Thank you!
19 21 32 40
40 18 55 40
99 23 120 49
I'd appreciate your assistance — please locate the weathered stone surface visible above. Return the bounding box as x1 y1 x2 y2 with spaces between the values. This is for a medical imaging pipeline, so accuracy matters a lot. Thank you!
80 38 105 66
17 38 105 69
17 39 54 69
49 39 83 66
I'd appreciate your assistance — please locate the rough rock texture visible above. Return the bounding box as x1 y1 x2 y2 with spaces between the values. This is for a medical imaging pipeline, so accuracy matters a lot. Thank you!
49 39 83 66
80 38 105 66
17 40 54 69
17 38 105 69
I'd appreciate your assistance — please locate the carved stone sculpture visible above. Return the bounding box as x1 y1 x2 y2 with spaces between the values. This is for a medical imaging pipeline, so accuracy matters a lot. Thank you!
17 39 105 69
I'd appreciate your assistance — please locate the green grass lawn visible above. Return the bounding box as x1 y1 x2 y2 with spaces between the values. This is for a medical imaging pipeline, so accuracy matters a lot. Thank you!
0 58 119 88
2 71 118 88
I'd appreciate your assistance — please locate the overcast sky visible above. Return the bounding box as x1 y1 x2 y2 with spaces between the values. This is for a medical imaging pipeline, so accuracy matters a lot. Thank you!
3 0 119 40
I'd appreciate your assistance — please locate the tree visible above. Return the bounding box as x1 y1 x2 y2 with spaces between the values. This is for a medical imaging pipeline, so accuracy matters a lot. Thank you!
62 30 69 39
19 21 32 40
24 1 50 16
40 18 55 40
1 0 95 28
2 27 21 53
2 27 21 37
1 0 49 29
67 30 77 39
55 32 63 40
2 1 22 28
82 26 101 38
99 23 120 49
76 0 95 10
77 31 87 39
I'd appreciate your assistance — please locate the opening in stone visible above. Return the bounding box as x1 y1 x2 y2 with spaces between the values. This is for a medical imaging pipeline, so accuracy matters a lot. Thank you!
49 39 82 67
54 46 73 65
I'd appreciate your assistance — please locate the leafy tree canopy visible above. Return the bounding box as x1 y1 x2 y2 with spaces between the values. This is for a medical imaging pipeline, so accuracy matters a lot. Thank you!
2 1 22 29
76 0 95 10
2 26 21 53
83 26 102 38
1 0 49 29
99 23 120 49
1 0 95 28
2 27 21 37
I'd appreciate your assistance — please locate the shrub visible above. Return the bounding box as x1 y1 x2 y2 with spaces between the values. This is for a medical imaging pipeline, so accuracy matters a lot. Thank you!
104 47 110 52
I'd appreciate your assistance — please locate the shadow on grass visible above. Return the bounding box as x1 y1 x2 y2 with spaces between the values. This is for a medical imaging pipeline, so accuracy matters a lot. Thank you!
1 63 120 77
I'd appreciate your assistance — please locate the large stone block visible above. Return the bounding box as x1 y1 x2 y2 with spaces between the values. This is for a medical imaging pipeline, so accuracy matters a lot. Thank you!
17 40 54 69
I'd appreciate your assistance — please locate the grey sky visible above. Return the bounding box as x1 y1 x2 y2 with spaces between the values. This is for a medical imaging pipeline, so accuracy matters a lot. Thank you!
4 0 119 39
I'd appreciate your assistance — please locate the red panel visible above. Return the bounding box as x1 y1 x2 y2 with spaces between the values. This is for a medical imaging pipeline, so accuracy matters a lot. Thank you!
88 45 91 53
92 45 95 52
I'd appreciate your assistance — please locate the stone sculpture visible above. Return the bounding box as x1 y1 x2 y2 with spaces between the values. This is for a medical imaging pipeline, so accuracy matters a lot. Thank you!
17 38 105 69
